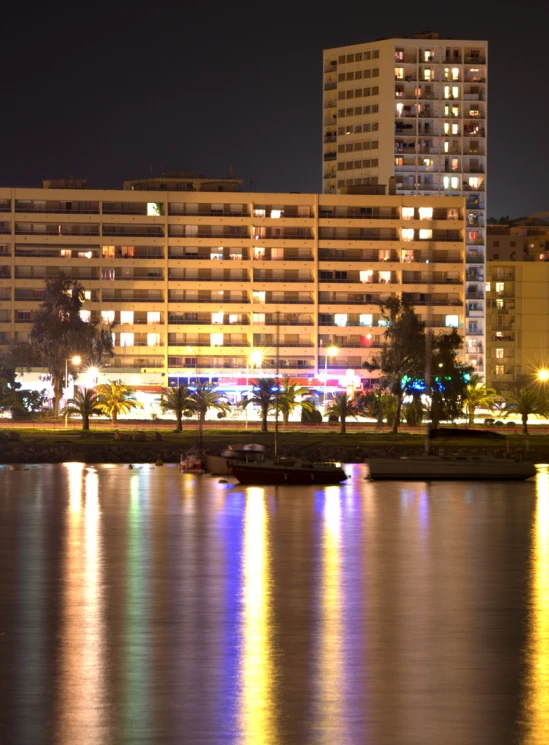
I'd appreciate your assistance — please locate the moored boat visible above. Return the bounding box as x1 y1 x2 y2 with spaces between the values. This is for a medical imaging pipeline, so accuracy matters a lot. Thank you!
366 455 536 481
205 443 265 476
230 459 349 486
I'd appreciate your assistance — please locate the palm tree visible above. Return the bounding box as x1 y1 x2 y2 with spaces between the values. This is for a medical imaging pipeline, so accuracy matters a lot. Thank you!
160 384 194 432
62 387 102 431
242 378 277 432
190 381 230 451
505 389 549 435
462 374 498 426
278 376 315 426
326 392 359 434
95 379 143 425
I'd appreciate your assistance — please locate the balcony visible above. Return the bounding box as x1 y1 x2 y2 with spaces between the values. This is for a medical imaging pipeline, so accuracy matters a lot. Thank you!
103 226 164 238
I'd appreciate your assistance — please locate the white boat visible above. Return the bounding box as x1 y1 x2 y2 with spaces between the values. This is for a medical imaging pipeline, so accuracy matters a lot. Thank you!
205 443 265 476
366 454 536 481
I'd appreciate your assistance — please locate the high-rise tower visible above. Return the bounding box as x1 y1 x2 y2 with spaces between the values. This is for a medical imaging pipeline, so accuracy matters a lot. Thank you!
322 33 487 374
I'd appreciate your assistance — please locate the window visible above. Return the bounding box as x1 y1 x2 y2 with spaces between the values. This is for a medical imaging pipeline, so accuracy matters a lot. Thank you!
485 282 491 292
101 310 115 323
346 54 354 63
452 86 459 98
334 314 348 327
229 314 238 324
102 245 115 258
401 228 414 241
496 282 504 293
210 333 223 347
360 270 373 283
272 248 284 260
253 291 265 304
147 333 160 347
120 333 134 347
270 209 283 218
254 246 265 260
121 311 134 324
496 299 504 309
418 207 433 220
496 348 504 359
372 68 379 77
451 176 459 189
253 313 265 324
451 158 459 171
395 67 404 79
379 271 391 283
79 310 91 322
424 68 432 80
395 157 403 166
147 202 162 216
419 229 433 240
452 67 459 80
445 315 459 328
444 141 450 153
147 311 160 323
448 208 459 220
469 176 480 188
495 365 505 375
360 313 373 326
212 312 224 324
451 123 459 135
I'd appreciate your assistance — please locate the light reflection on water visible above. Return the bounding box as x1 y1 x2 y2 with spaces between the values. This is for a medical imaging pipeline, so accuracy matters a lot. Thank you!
0 463 547 744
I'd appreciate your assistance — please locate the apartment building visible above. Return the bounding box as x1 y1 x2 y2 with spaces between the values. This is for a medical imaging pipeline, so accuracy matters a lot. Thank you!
322 32 487 375
0 182 466 393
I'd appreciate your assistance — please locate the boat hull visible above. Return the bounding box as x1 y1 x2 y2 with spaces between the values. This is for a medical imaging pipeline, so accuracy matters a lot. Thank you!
366 457 536 481
230 463 348 486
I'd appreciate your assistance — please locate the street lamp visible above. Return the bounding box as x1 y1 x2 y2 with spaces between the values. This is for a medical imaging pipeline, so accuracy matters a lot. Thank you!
64 355 81 429
323 346 338 411
245 350 263 430
538 369 549 382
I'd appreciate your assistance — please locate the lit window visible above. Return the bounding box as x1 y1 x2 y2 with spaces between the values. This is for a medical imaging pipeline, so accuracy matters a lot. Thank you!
253 208 266 217
496 282 504 293
469 176 480 188
418 207 433 220
495 365 505 375
396 102 404 116
496 348 504 359
252 291 266 304
451 176 459 189
379 250 391 261
495 331 503 339
444 86 451 99
211 248 223 260
79 310 91 322
360 313 373 326
452 86 459 98
334 314 348 326
395 157 403 166
212 312 224 324
270 209 283 218
378 271 391 283
451 123 459 135
360 270 373 283
253 246 265 260
485 282 491 292
147 333 160 347
496 299 504 309
395 67 404 79
120 333 134 347
448 208 459 220
444 141 450 153
419 229 433 240
444 122 450 134
147 311 160 323
121 311 134 324
445 315 459 328
451 158 459 171
401 228 414 241
401 249 414 263
452 105 459 117
452 67 459 80
253 313 265 324
84 291 91 300
60 249 72 258
443 176 450 189
424 50 433 62
423 68 432 80
101 310 115 323
147 202 162 216
230 251 242 260
402 207 414 220
229 314 238 324
210 333 223 347
271 248 284 260
423 158 433 167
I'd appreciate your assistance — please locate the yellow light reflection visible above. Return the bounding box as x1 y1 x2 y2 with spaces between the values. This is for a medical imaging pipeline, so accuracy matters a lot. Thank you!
318 486 345 742
57 466 106 743
523 466 549 743
238 487 276 743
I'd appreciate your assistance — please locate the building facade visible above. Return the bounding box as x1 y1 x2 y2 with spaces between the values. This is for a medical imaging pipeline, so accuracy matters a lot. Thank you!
0 184 466 397
322 33 487 375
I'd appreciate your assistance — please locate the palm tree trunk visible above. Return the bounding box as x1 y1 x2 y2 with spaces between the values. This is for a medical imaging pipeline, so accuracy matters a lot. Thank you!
53 377 62 418
83 413 89 431
176 410 182 432
468 406 474 427
283 411 289 426
340 415 346 435
522 414 528 435
112 410 117 427
261 405 268 432
198 412 206 452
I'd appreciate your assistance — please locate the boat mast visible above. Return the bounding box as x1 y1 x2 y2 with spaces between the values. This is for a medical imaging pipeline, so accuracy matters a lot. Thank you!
274 310 279 459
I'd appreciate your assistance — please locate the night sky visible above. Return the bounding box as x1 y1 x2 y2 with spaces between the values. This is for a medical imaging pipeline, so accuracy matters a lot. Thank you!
1 3 547 218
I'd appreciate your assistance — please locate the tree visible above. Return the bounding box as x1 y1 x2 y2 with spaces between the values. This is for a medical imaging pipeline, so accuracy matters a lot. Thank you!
504 389 549 435
357 388 385 428
242 378 278 432
63 387 103 431
160 384 194 432
462 375 498 426
363 297 425 433
28 273 114 416
278 376 315 425
326 392 358 434
95 380 143 425
428 329 473 430
190 381 230 451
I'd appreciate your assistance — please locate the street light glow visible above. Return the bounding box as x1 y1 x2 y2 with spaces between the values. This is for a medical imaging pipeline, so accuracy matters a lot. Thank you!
71 355 82 365
538 369 549 382
249 350 263 367
327 346 338 357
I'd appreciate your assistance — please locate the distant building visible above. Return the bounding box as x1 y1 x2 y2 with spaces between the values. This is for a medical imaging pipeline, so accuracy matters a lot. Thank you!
323 33 488 376
123 171 242 192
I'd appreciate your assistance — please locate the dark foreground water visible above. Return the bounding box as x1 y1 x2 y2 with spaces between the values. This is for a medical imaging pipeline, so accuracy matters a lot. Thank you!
0 463 548 745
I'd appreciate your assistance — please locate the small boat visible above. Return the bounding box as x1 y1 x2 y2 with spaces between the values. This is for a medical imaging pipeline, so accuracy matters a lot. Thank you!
205 443 265 476
230 459 349 486
180 450 205 474
366 454 536 481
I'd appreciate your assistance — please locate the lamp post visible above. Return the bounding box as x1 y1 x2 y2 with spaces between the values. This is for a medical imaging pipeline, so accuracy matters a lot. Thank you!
245 350 263 430
323 346 338 412
64 355 81 429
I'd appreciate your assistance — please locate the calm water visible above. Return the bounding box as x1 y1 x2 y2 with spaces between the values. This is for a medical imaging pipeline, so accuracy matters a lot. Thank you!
0 463 548 745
